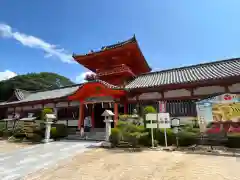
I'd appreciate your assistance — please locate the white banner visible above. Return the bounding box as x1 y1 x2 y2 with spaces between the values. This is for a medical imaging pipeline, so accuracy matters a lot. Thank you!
158 113 171 129
159 101 166 113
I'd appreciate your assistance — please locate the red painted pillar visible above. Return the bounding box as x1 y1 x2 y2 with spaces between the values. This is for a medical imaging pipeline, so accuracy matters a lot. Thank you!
114 102 118 127
124 103 128 114
91 104 95 128
78 103 84 130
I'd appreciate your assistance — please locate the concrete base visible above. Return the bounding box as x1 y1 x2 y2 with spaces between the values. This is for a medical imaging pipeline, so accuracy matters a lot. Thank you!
101 141 112 148
42 139 54 143
162 146 175 151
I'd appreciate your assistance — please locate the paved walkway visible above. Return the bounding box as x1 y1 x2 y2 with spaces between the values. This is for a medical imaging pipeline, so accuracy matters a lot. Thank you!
0 140 100 180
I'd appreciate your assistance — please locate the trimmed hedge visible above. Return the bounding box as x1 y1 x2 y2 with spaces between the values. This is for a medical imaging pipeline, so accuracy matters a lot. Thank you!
178 131 198 146
110 121 149 147
50 124 68 140
110 120 200 147
2 130 13 138
110 128 121 147
226 134 240 148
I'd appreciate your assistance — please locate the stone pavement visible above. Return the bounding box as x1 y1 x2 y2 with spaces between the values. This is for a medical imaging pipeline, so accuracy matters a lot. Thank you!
0 140 101 180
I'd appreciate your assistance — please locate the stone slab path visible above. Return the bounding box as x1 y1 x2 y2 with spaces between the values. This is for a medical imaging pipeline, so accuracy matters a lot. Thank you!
0 140 100 180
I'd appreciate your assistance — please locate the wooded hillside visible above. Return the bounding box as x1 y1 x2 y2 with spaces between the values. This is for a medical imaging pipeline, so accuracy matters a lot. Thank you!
0 72 75 102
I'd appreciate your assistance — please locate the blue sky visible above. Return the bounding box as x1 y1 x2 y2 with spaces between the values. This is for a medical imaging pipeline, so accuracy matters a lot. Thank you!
1 0 240 83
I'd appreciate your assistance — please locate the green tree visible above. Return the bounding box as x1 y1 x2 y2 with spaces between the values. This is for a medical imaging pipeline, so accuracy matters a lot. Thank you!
0 72 75 102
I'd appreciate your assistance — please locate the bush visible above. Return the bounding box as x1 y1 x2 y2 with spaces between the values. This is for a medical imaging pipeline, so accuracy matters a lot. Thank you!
143 106 157 114
13 132 26 139
119 114 132 121
127 132 141 148
41 108 53 120
33 128 45 138
50 127 58 140
110 128 121 147
142 106 157 127
0 129 4 137
178 131 198 146
182 125 200 134
13 128 32 139
154 128 175 146
226 134 240 148
114 121 149 147
29 134 42 142
2 130 12 137
50 124 67 139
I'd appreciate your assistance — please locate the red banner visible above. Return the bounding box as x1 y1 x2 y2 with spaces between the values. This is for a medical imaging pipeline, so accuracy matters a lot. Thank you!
159 101 166 113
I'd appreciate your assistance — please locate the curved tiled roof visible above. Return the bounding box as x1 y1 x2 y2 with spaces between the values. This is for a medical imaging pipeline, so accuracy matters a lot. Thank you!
101 36 136 50
73 36 137 57
125 58 240 89
86 79 123 89
0 80 123 106
14 89 32 100
0 85 81 106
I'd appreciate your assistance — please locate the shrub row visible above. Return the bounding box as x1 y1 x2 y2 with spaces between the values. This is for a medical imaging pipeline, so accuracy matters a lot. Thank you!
110 121 200 148
0 124 68 142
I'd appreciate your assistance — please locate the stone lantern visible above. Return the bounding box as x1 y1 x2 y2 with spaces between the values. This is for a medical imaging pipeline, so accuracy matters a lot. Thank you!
101 110 114 147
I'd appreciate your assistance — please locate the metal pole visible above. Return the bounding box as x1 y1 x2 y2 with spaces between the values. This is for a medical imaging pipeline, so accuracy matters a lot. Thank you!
164 128 168 147
176 130 179 148
151 119 154 148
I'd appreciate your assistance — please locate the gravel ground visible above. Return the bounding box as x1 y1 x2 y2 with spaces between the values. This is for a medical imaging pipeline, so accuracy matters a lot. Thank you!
24 148 240 180
0 139 32 153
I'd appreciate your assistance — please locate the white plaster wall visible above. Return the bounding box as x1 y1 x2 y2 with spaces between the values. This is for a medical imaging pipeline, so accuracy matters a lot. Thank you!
15 107 21 111
194 86 225 95
69 101 80 107
44 103 54 108
171 116 196 125
7 108 14 112
164 89 191 98
56 119 78 127
33 104 43 109
138 92 162 100
228 83 240 93
56 102 68 108
22 106 33 111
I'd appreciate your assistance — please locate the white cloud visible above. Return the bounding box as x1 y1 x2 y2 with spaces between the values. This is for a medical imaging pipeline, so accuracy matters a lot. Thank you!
75 71 95 83
151 67 161 72
0 23 74 63
0 70 17 81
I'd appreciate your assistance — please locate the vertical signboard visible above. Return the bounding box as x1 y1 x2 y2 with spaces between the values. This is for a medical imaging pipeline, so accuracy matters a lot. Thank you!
159 101 166 113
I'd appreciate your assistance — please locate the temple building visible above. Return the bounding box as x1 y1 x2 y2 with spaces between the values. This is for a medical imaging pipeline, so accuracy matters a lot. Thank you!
0 36 240 130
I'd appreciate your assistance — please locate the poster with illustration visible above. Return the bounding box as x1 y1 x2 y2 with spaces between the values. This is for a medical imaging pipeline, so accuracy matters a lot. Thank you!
196 93 240 134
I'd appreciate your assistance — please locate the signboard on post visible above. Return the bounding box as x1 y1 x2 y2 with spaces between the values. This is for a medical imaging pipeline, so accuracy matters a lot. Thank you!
158 113 171 129
146 113 158 148
158 113 171 147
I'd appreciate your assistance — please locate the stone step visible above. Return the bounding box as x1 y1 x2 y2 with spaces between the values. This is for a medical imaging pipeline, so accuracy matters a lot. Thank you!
67 130 106 141
66 135 105 141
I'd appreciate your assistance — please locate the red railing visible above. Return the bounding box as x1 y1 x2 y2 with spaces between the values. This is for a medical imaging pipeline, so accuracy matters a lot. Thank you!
96 64 135 77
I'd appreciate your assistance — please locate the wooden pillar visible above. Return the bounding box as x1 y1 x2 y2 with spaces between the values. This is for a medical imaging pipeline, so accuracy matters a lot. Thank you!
124 103 128 114
224 85 230 93
136 95 140 115
91 104 95 128
78 103 84 130
114 102 118 127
